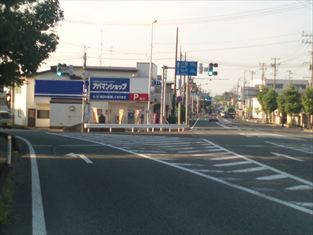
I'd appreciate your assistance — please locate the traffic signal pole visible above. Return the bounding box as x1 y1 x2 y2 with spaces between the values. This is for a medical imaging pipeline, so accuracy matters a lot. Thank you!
173 27 178 118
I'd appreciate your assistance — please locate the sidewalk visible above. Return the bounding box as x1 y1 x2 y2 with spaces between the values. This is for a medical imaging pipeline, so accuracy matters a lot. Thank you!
241 118 313 133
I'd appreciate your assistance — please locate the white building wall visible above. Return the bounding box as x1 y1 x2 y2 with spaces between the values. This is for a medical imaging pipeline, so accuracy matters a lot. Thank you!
14 84 27 126
136 62 157 79
130 78 149 93
50 103 82 127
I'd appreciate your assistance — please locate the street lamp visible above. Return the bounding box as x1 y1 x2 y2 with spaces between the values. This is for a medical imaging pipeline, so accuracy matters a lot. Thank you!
147 19 157 125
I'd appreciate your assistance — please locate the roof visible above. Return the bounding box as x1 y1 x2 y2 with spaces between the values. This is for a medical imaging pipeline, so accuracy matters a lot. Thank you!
35 65 138 75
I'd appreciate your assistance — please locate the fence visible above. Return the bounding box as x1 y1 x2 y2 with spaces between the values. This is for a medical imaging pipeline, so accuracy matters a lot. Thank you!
84 123 187 133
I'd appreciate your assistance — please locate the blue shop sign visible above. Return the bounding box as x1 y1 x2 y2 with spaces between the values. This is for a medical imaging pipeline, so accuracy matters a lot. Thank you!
90 77 129 92
35 80 87 98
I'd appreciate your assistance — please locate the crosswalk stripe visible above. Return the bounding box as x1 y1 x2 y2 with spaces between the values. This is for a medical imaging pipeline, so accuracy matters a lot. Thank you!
257 174 288 180
214 161 252 167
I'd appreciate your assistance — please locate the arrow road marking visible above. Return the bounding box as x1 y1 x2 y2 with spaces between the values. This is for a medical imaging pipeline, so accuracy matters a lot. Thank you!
66 152 93 164
271 152 303 162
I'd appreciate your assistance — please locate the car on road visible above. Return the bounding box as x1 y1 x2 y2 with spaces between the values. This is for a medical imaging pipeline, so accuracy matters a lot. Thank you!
0 111 12 128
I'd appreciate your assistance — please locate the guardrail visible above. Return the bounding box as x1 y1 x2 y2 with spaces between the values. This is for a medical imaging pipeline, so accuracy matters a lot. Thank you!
84 123 187 133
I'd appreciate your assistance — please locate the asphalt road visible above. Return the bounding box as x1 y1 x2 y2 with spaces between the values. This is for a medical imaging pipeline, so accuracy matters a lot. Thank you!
1 120 312 235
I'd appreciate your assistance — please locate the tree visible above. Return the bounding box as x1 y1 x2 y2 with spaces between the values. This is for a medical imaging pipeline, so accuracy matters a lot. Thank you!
302 87 313 128
277 91 287 125
262 89 277 122
280 85 302 127
0 0 63 86
284 85 302 114
256 86 269 114
257 87 277 122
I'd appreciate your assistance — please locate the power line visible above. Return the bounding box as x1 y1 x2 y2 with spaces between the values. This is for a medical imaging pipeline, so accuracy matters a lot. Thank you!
61 2 306 27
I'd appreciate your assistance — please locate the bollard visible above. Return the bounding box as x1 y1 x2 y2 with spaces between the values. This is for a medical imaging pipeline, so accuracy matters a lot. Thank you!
7 135 12 167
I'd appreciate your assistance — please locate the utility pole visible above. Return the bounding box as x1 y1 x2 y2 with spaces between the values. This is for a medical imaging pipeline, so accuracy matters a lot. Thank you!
160 66 167 124
81 46 87 133
302 31 313 87
287 70 293 85
271 58 280 91
173 27 178 118
250 70 255 86
185 76 190 127
259 63 266 86
243 70 247 119
177 47 182 125
147 20 157 126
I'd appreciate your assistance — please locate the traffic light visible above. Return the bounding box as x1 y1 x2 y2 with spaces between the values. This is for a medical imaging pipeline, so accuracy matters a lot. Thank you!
208 63 218 76
56 63 68 77
56 63 63 77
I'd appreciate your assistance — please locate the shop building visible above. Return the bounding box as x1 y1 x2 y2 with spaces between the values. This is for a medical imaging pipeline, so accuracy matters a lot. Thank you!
13 62 168 128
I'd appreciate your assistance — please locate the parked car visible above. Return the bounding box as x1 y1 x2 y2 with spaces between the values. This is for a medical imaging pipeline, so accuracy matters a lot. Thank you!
0 111 12 128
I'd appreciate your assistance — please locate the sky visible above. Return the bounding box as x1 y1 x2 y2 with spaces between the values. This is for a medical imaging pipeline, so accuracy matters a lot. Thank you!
41 0 313 96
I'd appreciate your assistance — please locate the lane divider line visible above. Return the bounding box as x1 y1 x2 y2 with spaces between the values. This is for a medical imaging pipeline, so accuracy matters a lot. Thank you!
16 136 47 235
271 152 303 162
265 141 313 154
285 185 313 191
202 139 313 187
50 133 313 216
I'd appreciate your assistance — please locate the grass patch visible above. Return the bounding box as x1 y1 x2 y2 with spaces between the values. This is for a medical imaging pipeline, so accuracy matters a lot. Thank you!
0 164 13 224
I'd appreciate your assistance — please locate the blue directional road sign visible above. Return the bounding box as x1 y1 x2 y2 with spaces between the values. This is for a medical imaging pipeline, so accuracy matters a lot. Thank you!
176 61 198 76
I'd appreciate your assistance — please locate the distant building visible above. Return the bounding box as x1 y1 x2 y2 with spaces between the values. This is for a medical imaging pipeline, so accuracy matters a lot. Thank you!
239 78 309 120
264 79 308 94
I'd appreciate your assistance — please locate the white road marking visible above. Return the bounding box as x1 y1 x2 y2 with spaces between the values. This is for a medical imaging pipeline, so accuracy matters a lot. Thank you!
257 174 288 180
16 136 47 235
135 150 166 154
214 161 252 167
216 122 231 129
265 141 313 154
77 154 93 164
285 185 313 191
205 148 223 152
203 146 221 149
240 133 283 137
211 156 240 161
60 144 101 147
292 202 313 208
51 133 313 215
174 163 204 167
191 153 212 157
230 166 267 173
271 152 303 162
177 150 206 153
166 147 194 150
202 139 313 187
191 118 200 129
66 152 93 164
193 169 224 173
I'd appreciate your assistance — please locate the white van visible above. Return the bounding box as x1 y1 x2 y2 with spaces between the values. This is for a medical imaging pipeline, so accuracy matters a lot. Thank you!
0 111 12 128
